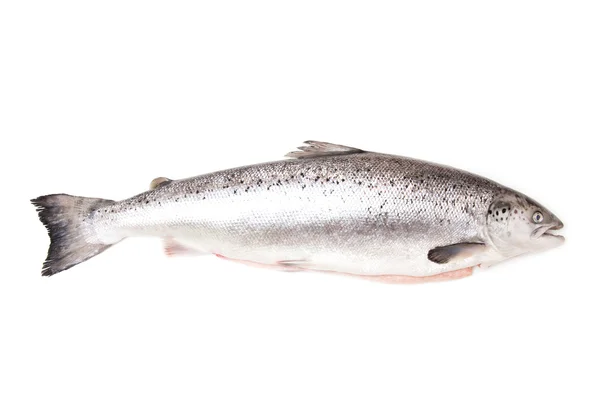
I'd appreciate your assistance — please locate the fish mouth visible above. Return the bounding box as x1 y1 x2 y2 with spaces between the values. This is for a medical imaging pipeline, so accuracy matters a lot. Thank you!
543 228 564 239
532 223 564 240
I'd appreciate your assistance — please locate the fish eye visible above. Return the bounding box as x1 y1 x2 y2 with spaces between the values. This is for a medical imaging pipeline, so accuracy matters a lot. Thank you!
532 211 544 224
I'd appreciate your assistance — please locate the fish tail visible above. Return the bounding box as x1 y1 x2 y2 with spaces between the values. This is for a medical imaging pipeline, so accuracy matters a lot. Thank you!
31 194 116 276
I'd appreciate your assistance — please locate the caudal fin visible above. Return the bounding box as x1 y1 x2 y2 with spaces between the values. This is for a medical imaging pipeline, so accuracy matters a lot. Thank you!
31 194 115 276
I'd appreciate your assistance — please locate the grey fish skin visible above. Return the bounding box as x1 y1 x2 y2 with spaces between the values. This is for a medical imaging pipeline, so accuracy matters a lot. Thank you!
32 141 564 279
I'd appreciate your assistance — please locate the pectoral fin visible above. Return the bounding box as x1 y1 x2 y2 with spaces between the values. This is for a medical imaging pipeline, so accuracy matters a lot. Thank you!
427 242 486 264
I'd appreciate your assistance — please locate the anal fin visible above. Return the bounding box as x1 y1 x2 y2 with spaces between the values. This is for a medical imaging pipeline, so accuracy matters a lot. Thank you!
163 238 205 257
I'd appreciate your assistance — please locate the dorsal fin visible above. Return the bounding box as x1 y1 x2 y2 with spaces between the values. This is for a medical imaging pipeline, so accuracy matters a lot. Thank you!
285 140 364 159
149 177 173 190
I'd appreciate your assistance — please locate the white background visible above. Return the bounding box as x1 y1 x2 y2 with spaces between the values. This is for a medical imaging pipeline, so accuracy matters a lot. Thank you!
1 1 599 399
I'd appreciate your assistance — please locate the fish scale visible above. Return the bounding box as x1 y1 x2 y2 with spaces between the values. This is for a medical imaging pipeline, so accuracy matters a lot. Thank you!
32 141 564 280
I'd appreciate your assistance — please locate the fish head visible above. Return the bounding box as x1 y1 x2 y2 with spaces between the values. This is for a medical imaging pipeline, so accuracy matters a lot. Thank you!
486 192 564 257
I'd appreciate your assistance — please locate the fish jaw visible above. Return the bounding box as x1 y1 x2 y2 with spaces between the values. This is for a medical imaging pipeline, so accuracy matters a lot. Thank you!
531 223 565 250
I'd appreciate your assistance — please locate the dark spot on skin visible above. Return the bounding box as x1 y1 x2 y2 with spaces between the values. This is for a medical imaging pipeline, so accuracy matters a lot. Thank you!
514 210 518 214
502 208 506 213
302 184 306 189
196 190 199 194
146 201 149 204
500 218 503 221
233 189 237 194
496 211 499 216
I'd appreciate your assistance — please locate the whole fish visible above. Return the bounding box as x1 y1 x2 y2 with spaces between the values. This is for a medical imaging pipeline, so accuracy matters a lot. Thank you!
32 141 564 282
